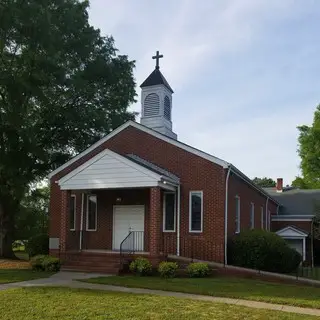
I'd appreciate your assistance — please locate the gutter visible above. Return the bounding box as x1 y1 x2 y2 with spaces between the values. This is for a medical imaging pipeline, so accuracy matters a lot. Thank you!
79 193 84 250
224 166 232 265
265 197 269 230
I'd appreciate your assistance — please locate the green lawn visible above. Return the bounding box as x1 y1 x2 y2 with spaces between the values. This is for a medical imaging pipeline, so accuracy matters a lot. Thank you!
0 269 53 284
82 276 320 309
0 287 317 320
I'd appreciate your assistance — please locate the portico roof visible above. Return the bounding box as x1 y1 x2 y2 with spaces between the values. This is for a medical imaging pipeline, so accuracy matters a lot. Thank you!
58 149 178 191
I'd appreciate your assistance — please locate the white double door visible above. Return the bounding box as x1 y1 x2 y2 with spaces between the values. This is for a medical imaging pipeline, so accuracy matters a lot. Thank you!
113 205 145 251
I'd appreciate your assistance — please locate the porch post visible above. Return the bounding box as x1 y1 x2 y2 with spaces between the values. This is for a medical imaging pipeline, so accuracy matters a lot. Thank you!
149 187 161 258
60 190 71 254
302 237 306 262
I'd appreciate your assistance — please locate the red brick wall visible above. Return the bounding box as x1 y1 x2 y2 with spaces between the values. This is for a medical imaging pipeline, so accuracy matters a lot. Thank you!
49 125 277 263
227 172 278 235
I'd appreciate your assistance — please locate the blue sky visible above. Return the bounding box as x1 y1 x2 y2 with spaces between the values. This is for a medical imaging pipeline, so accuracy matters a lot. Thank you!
88 0 320 185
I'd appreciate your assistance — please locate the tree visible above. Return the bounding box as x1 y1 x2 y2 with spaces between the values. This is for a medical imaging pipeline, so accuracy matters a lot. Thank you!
294 104 320 189
15 185 49 242
252 177 276 188
0 0 136 257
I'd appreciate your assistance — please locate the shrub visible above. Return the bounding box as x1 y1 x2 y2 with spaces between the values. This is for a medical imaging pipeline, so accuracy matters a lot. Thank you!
187 262 210 278
30 255 60 272
129 257 152 276
26 234 49 257
228 229 302 273
158 261 178 278
42 256 61 272
30 255 46 271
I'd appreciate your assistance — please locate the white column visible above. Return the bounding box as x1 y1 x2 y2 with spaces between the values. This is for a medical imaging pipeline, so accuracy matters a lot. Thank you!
302 237 306 261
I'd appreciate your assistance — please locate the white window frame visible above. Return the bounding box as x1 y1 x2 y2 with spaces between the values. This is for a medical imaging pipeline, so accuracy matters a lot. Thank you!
163 192 176 232
250 202 255 229
235 195 240 233
86 194 97 231
70 195 76 231
260 206 264 229
189 191 203 233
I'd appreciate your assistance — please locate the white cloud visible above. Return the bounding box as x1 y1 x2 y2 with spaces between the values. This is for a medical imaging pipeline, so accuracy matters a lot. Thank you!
88 0 318 185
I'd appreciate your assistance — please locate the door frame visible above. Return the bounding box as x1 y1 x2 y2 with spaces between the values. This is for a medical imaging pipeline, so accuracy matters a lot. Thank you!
112 205 145 251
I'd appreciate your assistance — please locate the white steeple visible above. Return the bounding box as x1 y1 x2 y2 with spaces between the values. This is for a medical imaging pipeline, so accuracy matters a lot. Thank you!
140 51 177 140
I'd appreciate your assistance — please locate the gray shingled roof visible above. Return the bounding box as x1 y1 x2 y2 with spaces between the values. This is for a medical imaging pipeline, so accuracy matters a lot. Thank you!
140 68 174 93
264 187 320 216
126 154 180 184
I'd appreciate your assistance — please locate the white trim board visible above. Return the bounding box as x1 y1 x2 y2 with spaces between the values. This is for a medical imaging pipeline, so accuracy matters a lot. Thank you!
49 120 229 179
276 226 308 238
272 215 314 222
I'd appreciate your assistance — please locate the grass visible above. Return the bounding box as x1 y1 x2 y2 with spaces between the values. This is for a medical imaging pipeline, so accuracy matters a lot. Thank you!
0 269 53 284
0 287 317 320
82 275 320 309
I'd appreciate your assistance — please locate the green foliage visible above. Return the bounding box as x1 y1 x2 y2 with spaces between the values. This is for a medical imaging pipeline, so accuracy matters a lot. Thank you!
252 177 276 188
294 105 320 189
30 254 60 272
129 257 152 276
15 185 49 241
0 0 136 257
30 255 47 271
187 262 210 278
26 233 49 257
158 261 178 278
228 229 302 273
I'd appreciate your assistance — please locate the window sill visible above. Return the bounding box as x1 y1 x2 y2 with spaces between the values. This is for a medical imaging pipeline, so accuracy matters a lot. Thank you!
163 230 176 233
70 229 76 232
85 229 97 232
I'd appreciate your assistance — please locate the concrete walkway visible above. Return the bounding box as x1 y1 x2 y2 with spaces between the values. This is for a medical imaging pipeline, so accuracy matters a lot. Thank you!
1 272 320 317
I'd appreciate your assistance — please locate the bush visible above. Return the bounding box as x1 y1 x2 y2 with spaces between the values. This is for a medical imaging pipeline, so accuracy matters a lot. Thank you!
26 233 49 257
228 229 302 273
187 262 210 278
30 255 47 271
30 255 60 272
42 256 61 272
158 261 178 278
129 257 152 276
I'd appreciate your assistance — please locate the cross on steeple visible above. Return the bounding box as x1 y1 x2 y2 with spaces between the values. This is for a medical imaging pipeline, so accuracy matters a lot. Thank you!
152 50 163 69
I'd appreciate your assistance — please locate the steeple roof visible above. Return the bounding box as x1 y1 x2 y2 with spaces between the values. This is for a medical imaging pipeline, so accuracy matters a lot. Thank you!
140 68 174 93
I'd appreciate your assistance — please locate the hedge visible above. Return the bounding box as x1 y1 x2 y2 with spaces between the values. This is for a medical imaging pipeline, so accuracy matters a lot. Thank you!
228 229 302 273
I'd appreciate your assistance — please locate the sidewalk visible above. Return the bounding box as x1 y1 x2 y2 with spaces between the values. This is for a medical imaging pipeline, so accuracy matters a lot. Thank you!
1 272 320 317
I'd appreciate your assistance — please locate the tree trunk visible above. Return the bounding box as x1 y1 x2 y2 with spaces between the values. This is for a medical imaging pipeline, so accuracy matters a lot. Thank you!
0 200 16 259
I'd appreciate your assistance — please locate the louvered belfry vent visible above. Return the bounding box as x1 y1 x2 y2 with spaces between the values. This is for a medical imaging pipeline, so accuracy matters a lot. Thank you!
144 93 160 117
164 96 171 121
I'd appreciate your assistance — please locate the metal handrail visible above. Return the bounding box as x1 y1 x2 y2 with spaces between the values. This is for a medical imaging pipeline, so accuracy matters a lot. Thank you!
119 231 144 269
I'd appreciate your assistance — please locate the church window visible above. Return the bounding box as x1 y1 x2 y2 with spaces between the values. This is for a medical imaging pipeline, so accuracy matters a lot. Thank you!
189 191 203 232
163 192 176 232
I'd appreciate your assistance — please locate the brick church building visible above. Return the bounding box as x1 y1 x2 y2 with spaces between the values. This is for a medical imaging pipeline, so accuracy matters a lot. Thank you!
48 52 312 272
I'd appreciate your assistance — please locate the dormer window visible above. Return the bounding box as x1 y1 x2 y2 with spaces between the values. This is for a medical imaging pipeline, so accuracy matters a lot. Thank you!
144 93 160 117
164 96 171 121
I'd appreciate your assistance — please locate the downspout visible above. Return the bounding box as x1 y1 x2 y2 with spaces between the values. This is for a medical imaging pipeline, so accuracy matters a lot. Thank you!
265 197 269 231
311 218 314 267
176 184 181 256
79 193 84 251
224 166 232 265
